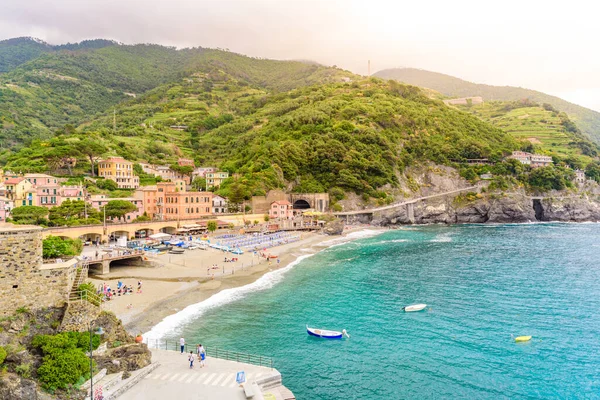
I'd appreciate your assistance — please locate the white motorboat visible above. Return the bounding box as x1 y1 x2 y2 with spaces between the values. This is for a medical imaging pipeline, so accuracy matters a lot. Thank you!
403 304 427 312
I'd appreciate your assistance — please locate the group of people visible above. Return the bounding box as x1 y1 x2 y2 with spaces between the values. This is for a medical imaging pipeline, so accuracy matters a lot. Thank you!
223 257 239 262
100 280 142 301
180 337 206 369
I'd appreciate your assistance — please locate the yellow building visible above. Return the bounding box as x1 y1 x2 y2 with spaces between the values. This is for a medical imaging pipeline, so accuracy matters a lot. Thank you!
4 178 34 204
206 171 229 189
97 157 140 189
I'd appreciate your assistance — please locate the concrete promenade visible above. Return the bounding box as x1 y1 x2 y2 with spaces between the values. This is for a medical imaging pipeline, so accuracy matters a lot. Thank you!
120 349 284 400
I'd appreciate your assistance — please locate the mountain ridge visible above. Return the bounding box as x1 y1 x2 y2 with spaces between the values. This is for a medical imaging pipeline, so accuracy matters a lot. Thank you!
374 68 600 144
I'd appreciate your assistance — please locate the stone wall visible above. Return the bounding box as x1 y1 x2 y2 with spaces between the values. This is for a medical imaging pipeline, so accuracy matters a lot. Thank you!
0 224 77 316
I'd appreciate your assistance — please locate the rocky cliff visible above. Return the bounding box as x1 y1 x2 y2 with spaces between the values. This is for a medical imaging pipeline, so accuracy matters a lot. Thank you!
370 191 600 226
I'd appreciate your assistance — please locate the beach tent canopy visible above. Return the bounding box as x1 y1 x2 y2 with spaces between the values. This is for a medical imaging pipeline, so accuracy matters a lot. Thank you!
149 232 172 240
182 224 203 229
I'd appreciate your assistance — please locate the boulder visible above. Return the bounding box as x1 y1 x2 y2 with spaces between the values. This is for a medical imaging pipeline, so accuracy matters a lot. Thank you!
95 343 152 374
323 219 344 235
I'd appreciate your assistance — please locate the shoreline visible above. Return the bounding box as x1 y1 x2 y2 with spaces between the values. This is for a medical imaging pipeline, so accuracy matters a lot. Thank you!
94 226 381 335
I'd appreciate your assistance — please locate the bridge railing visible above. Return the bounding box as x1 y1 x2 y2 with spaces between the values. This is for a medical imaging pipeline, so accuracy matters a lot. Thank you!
69 289 102 307
82 249 145 262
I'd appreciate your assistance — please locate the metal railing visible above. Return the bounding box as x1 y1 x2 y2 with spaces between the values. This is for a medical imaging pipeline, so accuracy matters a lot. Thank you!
69 289 102 307
144 339 273 369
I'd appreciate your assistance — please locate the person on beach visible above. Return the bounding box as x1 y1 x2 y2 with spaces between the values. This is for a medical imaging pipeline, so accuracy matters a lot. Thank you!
199 344 206 367
188 351 195 368
137 280 142 293
180 337 185 353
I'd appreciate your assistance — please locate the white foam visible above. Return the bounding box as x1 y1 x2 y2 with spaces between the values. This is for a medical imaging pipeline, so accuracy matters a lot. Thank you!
143 253 316 341
320 229 385 247
430 234 452 243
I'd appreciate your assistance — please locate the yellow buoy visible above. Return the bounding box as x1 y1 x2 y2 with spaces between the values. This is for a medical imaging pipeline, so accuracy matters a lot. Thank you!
515 335 532 342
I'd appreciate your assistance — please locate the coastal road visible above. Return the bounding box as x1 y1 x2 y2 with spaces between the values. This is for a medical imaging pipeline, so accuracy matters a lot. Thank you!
120 349 279 400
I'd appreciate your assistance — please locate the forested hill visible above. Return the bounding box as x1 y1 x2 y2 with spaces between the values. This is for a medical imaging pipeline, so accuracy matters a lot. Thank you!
374 68 600 144
0 39 353 146
0 37 117 73
4 75 520 199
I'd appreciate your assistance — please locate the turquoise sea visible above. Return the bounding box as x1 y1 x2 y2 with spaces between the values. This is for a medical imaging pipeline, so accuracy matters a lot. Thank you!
147 224 600 399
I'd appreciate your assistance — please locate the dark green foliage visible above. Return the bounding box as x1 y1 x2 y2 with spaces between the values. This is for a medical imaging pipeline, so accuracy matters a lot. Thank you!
48 200 101 226
101 200 137 221
528 166 574 191
95 178 118 191
132 212 152 222
585 162 600 182
32 331 100 390
10 206 49 225
42 235 82 258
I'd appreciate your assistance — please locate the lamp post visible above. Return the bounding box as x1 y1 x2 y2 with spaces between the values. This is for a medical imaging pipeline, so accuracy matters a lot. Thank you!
89 323 104 400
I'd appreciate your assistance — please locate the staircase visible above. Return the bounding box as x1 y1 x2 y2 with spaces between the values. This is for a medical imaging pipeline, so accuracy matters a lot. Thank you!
68 260 102 306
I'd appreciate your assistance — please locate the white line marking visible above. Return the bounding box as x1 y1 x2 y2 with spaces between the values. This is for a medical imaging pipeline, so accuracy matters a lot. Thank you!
169 373 180 381
177 373 189 382
161 373 171 380
185 373 196 383
211 374 227 386
203 373 218 385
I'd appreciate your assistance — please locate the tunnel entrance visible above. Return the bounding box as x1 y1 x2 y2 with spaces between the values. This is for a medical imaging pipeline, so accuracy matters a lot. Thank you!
533 199 544 221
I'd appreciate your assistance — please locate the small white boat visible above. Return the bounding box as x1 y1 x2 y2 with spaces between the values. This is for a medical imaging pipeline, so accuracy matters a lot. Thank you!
403 304 427 312
306 325 350 339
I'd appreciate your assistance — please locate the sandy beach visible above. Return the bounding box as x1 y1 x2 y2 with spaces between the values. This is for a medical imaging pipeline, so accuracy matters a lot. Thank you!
88 227 378 334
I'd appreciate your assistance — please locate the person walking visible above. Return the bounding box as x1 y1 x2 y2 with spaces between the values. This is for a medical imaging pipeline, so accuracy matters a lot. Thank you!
199 344 206 367
180 337 185 354
137 280 142 293
188 351 195 369
196 344 201 361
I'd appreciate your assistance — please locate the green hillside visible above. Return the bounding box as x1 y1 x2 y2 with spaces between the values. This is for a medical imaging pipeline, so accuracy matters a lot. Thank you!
0 41 353 146
374 68 600 144
453 100 598 163
0 37 53 73
4 76 520 197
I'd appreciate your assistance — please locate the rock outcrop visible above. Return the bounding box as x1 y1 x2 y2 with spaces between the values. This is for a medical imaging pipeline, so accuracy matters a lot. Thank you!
323 219 345 235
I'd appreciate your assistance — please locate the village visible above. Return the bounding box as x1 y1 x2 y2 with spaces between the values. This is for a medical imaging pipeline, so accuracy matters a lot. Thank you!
0 157 331 234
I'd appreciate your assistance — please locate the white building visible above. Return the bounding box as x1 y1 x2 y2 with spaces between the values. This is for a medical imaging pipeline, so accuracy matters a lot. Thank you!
212 195 228 214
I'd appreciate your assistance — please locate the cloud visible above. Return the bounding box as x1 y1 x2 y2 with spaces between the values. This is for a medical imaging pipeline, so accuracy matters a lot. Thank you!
1 0 598 110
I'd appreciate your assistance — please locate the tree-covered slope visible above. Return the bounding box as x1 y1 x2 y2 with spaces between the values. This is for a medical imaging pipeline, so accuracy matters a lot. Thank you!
0 41 353 147
4 76 520 199
0 37 53 73
453 100 598 163
374 68 600 144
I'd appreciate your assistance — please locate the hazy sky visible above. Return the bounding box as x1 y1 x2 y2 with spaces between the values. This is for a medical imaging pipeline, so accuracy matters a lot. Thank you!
2 0 599 111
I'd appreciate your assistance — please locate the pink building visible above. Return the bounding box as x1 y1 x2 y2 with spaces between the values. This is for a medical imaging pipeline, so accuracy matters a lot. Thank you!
90 195 144 222
36 185 86 208
269 200 294 220
0 196 12 221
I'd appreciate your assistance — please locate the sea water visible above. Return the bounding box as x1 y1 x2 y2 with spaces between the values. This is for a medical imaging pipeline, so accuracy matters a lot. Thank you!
150 224 600 399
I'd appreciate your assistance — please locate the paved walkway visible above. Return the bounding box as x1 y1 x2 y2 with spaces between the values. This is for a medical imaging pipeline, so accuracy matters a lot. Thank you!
120 349 278 400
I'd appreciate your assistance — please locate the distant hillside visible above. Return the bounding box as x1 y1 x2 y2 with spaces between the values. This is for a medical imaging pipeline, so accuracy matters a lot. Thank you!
0 40 353 147
374 68 600 144
0 37 52 73
453 100 598 163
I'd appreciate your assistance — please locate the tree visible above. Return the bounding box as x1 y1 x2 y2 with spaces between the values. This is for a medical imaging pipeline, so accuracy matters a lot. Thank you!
48 200 100 226
101 200 137 222
264 214 270 222
170 164 194 181
132 212 152 222
96 178 119 191
192 177 206 191
206 220 218 233
43 236 82 258
44 140 80 175
74 136 107 176
585 162 600 183
10 206 49 225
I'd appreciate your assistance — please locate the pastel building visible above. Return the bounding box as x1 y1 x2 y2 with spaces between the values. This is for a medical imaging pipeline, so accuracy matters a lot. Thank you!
134 186 159 219
212 195 228 214
36 185 86 208
90 195 144 222
192 167 216 179
508 151 553 168
269 200 294 220
0 196 13 221
206 171 229 188
154 182 213 221
4 178 33 203
98 157 140 189
24 173 59 186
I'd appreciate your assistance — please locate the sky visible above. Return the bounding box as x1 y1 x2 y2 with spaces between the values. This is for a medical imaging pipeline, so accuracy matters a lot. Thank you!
2 0 599 111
